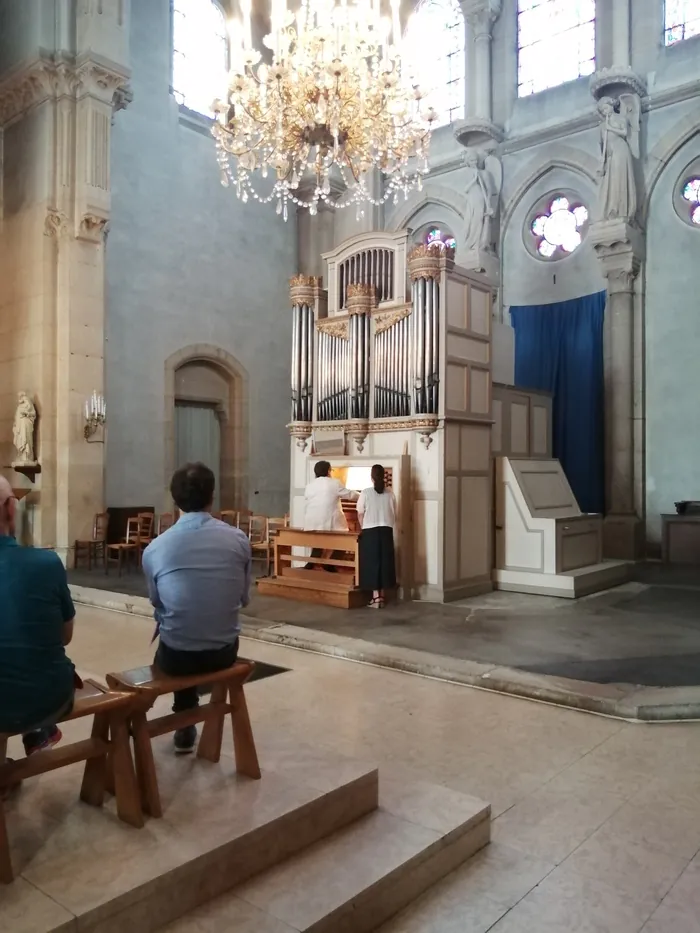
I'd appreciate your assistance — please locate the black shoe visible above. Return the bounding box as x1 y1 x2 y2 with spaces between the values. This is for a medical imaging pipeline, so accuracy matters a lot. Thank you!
173 725 197 754
304 563 315 570
323 565 337 573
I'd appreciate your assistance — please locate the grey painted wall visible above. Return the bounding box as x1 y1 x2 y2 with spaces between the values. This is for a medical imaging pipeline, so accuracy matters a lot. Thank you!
645 132 700 543
105 0 296 516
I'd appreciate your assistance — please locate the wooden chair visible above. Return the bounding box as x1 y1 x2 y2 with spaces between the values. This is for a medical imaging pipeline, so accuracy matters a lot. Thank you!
157 512 175 535
136 512 155 562
265 517 288 575
0 680 145 883
249 515 271 575
74 512 109 570
220 510 237 526
105 516 139 576
105 662 261 818
237 510 252 536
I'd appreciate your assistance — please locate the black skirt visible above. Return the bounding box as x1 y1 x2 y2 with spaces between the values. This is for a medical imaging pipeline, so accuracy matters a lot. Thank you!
359 525 396 591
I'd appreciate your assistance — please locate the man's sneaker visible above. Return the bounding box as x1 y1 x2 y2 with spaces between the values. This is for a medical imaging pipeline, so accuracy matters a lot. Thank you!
23 726 63 757
173 725 197 754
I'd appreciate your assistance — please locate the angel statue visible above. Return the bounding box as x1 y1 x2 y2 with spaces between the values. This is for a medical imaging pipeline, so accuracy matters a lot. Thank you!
462 150 503 254
597 94 640 223
12 391 37 464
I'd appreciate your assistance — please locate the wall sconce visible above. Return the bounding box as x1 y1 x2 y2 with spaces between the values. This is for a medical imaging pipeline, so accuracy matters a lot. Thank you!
84 391 106 442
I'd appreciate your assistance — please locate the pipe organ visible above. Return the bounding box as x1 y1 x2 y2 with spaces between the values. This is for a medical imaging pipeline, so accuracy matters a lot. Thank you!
288 231 447 436
287 229 497 605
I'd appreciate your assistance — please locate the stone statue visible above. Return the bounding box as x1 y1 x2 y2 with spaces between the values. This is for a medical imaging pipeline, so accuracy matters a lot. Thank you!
597 94 640 223
462 150 502 254
12 392 37 464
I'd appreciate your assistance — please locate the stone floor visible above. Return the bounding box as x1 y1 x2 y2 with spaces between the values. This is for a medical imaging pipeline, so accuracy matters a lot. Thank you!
68 564 700 688
30 604 700 932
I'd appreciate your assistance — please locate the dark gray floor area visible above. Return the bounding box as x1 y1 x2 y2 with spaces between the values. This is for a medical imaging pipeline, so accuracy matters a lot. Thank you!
68 564 700 689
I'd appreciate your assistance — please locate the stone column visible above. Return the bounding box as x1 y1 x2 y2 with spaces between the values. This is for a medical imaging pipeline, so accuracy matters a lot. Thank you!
589 220 645 559
0 0 130 559
459 0 502 126
611 0 631 68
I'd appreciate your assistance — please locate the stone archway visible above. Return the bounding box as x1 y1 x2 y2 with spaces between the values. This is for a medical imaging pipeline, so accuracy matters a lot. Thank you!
164 344 249 511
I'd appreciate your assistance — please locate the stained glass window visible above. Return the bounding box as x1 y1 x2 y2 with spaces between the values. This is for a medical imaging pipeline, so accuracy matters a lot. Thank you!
682 177 700 226
517 0 596 98
403 0 465 127
531 196 589 259
173 0 228 117
425 228 457 249
665 0 700 44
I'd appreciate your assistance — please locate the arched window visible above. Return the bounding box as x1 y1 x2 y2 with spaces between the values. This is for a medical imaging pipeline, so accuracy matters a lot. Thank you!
680 178 700 226
172 0 228 117
403 0 465 128
665 0 700 44
517 0 596 98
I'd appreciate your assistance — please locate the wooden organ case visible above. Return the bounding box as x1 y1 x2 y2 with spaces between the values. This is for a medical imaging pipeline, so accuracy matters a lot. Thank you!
283 229 497 604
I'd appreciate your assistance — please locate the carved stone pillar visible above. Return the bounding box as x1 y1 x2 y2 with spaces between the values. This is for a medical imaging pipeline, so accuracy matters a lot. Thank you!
0 0 131 558
590 220 645 559
456 0 503 149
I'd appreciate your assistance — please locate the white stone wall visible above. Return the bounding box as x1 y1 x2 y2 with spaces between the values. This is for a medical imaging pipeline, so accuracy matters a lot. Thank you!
105 0 297 517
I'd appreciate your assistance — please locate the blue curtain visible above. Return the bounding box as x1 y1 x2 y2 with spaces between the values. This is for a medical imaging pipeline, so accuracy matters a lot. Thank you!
510 292 606 515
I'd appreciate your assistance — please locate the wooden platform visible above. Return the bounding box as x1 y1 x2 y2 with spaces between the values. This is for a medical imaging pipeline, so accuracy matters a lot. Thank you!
258 572 367 608
260 527 367 609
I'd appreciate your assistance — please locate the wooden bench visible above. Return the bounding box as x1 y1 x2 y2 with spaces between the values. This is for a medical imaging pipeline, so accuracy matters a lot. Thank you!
105 661 261 819
0 680 145 884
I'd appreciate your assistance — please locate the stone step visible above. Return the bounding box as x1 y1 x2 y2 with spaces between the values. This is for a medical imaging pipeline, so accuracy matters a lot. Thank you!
158 776 491 933
0 736 378 933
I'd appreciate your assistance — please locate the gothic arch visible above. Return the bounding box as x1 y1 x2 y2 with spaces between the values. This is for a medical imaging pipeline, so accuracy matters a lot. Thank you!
501 147 599 234
164 344 249 510
643 115 700 224
388 183 467 235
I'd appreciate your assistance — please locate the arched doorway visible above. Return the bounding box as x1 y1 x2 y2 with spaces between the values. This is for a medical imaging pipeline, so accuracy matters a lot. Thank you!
164 345 249 511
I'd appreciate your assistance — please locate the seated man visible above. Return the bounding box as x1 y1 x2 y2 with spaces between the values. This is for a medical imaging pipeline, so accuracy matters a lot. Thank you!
303 460 358 571
142 462 252 754
0 476 76 756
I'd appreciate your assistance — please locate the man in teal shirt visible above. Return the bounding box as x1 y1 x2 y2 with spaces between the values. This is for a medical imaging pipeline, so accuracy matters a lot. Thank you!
0 477 76 754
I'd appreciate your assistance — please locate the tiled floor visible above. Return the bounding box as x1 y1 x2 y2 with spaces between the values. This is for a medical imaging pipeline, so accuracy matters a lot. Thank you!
58 606 700 930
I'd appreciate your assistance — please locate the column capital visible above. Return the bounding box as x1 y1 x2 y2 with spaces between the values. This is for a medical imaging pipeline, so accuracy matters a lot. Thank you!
0 56 131 128
589 220 645 292
460 0 502 37
289 274 322 305
408 244 454 280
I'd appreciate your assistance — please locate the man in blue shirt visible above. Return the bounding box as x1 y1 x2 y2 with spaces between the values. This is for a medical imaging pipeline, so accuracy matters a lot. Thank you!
0 476 76 756
142 462 252 754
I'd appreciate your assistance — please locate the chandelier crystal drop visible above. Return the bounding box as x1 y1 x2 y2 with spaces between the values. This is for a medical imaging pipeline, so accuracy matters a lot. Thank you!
212 0 438 219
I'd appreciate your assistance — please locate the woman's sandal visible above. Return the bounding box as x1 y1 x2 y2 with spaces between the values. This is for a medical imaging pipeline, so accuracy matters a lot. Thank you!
368 597 383 609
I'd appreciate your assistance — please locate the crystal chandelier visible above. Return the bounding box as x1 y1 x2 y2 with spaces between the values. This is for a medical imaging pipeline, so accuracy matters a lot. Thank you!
212 0 437 220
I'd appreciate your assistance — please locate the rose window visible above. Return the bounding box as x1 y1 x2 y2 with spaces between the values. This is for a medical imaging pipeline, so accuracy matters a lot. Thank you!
530 196 589 259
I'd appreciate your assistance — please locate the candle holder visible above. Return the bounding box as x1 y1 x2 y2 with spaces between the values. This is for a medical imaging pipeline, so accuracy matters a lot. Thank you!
84 392 106 443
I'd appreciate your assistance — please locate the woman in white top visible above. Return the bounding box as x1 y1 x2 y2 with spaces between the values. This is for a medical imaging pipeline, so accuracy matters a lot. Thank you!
356 464 397 608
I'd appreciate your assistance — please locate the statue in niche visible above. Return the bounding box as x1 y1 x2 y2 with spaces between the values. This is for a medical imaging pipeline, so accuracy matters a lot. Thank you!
597 95 640 223
462 150 503 254
12 392 37 464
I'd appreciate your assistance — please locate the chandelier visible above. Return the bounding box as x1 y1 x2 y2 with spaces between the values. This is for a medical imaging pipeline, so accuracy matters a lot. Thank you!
212 0 437 220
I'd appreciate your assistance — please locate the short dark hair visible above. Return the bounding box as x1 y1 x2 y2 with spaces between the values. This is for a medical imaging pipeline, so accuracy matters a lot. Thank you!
314 460 331 478
170 462 215 512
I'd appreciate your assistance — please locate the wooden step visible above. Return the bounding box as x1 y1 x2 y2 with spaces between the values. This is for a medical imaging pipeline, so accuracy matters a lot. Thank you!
257 575 367 608
157 778 490 933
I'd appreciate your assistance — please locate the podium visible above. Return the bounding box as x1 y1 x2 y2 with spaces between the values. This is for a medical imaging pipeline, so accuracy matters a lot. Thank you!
494 458 628 598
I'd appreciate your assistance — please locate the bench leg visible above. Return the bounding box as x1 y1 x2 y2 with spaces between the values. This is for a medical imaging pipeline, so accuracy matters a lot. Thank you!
80 713 109 808
229 686 261 780
131 711 162 818
109 715 144 828
0 804 12 884
197 682 227 763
